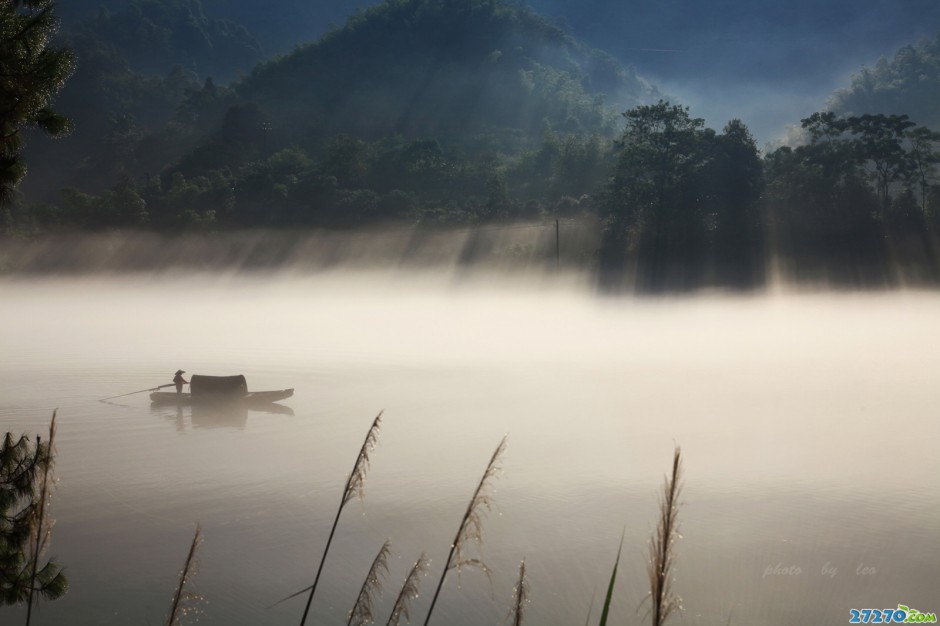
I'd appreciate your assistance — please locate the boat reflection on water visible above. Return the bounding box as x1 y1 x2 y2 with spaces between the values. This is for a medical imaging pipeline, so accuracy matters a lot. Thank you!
151 400 294 431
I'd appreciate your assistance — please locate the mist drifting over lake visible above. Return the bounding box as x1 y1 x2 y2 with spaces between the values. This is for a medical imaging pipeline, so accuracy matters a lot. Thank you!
2 267 939 625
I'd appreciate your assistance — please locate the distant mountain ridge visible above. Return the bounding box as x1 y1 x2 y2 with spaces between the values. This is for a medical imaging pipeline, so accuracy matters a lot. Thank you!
234 0 662 153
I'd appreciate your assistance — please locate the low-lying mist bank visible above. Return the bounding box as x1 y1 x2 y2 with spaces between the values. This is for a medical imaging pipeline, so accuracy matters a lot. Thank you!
0 223 599 276
3 222 940 293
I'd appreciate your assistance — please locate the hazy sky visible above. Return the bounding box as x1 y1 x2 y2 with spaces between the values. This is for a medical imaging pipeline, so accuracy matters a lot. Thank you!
528 0 940 144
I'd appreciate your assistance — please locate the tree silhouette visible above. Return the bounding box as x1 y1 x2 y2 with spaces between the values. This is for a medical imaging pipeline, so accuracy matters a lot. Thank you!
0 0 75 205
1 416 67 612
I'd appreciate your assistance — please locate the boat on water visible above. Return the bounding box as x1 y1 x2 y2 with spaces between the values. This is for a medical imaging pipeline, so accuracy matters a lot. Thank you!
150 374 293 406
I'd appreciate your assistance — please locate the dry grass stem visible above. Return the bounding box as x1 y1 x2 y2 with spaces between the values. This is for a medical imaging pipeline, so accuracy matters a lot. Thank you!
508 559 529 626
165 524 204 626
348 540 392 626
26 410 63 626
387 554 430 626
422 436 507 626
646 447 683 626
300 411 384 626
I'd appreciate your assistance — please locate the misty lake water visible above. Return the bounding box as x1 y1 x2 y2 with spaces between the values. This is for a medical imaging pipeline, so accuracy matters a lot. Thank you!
1 271 938 625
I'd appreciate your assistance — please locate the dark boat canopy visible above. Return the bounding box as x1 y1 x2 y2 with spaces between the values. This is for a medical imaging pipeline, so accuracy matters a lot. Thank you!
190 374 248 397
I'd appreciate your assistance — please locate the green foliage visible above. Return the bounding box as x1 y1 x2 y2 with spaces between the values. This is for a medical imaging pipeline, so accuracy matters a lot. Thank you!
238 0 653 150
20 1 249 204
57 176 149 230
602 102 716 290
763 110 940 285
0 0 75 205
598 533 623 626
72 0 261 80
1 416 67 608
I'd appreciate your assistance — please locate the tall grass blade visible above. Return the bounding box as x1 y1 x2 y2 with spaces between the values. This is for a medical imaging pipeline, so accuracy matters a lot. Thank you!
165 525 203 626
508 559 529 626
26 411 65 625
584 591 596 626
646 447 683 626
299 410 383 626
387 554 430 626
348 540 392 626
599 532 624 626
422 436 507 626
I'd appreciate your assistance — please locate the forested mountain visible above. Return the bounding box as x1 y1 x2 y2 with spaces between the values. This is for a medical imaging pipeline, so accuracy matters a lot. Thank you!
827 31 940 130
236 0 660 151
60 0 940 86
5 0 940 292
19 0 261 201
16 0 663 230
69 1 261 80
52 0 940 142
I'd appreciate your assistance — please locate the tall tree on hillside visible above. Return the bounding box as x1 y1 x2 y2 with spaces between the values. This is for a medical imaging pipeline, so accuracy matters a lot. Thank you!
846 113 915 212
603 101 714 291
707 118 764 288
905 125 940 212
0 0 75 205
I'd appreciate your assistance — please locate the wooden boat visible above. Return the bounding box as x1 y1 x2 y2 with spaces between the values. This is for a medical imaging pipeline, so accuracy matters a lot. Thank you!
149 374 293 406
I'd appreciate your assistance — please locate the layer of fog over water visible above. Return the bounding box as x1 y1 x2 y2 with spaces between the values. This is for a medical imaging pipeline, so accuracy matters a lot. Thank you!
2 265 939 625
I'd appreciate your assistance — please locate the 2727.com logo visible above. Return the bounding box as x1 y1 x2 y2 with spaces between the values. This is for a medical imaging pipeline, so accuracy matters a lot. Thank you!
850 605 937 623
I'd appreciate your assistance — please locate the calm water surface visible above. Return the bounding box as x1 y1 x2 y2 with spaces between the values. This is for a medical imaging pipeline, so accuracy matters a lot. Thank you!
1 272 938 625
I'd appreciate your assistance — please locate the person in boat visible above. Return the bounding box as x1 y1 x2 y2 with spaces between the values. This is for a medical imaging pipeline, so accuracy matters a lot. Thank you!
173 370 189 395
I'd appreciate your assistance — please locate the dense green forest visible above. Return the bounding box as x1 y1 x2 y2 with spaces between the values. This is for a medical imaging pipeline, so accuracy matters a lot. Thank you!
2 0 940 290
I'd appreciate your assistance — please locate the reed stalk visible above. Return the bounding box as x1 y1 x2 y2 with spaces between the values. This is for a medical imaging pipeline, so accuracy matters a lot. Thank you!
646 447 683 626
348 540 392 626
299 410 383 626
25 411 61 626
422 436 506 626
165 525 203 626
508 559 528 626
387 554 430 626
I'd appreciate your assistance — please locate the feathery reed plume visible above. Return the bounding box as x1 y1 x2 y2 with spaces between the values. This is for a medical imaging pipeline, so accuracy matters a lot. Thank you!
299 410 383 626
165 525 203 626
422 436 506 626
26 410 66 626
646 447 683 626
599 532 624 626
348 540 392 626
387 554 430 626
507 559 529 626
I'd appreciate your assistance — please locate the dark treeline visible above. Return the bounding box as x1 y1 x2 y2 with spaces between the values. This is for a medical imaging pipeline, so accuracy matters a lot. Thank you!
2 0 940 291
600 105 940 291
6 102 940 292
